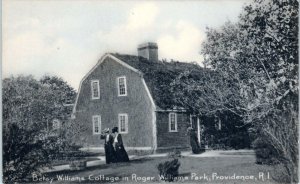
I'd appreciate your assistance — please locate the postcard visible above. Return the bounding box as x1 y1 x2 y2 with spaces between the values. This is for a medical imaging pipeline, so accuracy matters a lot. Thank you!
2 0 298 183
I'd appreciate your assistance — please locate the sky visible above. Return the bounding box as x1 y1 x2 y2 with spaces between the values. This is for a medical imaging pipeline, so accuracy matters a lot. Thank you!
3 0 249 90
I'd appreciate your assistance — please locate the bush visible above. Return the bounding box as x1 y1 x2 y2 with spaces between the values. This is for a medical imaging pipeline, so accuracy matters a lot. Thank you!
168 149 182 159
3 123 60 182
157 149 181 182
252 138 279 165
157 159 180 182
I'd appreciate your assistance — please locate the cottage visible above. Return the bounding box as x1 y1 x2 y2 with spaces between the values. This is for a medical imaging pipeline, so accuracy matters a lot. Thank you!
72 42 202 152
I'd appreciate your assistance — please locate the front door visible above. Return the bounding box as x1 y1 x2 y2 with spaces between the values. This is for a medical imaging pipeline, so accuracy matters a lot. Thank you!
190 116 201 145
191 116 197 130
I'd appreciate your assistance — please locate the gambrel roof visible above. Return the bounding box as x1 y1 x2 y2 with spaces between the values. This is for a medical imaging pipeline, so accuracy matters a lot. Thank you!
72 53 205 116
111 53 204 110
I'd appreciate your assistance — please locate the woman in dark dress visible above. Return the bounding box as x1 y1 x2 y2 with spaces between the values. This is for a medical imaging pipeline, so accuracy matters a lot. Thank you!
188 127 201 154
100 128 117 164
112 127 129 162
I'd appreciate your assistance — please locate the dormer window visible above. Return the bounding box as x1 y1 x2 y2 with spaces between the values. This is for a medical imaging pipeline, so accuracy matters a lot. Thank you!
117 76 127 96
91 80 100 99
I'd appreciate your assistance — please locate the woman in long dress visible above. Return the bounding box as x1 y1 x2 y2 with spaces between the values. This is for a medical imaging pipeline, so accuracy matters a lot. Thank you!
188 127 201 154
100 128 117 164
112 127 129 162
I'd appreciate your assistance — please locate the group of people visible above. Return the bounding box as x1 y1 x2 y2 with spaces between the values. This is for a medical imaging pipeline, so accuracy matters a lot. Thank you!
100 127 129 164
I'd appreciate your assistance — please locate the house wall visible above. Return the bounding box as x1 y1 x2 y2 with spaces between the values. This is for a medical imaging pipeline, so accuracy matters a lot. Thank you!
156 112 190 149
74 56 154 149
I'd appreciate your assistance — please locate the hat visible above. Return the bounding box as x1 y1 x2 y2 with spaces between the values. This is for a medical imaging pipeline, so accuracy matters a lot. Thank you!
103 128 109 133
112 127 119 133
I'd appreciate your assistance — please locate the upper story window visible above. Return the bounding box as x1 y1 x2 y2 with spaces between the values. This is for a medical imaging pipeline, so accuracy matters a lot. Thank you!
91 80 100 99
169 113 178 132
117 76 127 96
92 115 101 134
118 113 128 134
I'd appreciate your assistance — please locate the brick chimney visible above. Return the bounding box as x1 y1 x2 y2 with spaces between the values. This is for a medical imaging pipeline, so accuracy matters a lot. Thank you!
137 42 158 62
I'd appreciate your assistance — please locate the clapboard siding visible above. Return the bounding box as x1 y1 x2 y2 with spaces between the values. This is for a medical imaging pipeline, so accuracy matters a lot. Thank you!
74 56 154 148
156 112 190 148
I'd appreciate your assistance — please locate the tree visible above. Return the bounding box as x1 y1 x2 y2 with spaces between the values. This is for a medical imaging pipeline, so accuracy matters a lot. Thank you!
39 75 76 106
171 0 298 182
3 75 77 182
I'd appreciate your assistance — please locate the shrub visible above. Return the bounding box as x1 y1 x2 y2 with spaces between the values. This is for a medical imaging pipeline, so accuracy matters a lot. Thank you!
157 159 180 182
168 149 182 159
252 137 279 165
3 123 60 182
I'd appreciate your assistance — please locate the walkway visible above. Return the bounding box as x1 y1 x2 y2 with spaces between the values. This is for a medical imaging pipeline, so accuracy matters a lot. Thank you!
42 149 254 173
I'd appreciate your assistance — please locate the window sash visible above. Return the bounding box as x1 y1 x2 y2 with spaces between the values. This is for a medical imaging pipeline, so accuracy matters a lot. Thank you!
169 113 177 132
92 115 101 134
118 114 128 133
91 80 100 99
118 77 127 96
52 120 60 130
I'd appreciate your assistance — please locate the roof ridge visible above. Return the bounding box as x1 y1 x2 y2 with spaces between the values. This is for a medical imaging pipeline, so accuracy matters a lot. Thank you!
111 53 201 66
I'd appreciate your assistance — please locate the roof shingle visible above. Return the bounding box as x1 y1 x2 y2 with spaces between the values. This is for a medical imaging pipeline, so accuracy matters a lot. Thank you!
111 53 204 109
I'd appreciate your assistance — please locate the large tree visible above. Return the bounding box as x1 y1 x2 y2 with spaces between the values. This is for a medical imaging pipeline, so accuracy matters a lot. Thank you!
3 75 77 182
171 0 298 182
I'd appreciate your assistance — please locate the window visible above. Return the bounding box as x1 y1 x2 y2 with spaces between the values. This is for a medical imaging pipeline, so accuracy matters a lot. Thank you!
118 113 128 133
92 115 101 134
117 77 127 96
218 119 222 130
91 80 100 99
52 119 61 130
169 113 177 132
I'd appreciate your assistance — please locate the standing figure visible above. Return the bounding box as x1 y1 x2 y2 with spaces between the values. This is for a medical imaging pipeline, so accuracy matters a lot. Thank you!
187 127 201 154
112 127 129 162
100 128 117 164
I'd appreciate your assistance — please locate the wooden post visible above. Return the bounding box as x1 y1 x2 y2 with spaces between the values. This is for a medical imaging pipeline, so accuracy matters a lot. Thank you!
197 117 201 146
47 119 49 132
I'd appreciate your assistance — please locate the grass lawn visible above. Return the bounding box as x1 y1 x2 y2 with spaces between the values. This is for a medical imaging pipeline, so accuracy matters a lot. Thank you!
34 150 281 184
